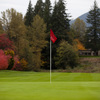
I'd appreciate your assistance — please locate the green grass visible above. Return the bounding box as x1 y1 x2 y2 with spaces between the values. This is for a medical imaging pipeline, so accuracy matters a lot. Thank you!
0 70 100 100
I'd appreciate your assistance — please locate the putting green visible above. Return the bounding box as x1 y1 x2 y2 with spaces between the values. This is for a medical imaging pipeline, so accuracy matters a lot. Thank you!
0 70 100 100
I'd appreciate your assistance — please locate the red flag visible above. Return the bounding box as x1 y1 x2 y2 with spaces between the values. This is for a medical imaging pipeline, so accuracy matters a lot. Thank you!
50 29 57 43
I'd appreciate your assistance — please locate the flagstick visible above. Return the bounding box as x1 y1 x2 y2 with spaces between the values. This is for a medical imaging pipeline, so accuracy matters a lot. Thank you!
50 40 52 83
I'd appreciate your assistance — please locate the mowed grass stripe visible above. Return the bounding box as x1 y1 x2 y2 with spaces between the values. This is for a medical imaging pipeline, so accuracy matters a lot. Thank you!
0 70 100 82
0 70 50 82
0 82 100 100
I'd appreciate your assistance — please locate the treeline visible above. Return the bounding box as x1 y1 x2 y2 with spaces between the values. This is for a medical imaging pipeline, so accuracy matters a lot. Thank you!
0 0 100 71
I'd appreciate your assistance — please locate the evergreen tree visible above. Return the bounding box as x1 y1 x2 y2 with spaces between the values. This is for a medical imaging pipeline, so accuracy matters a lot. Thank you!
50 0 70 69
24 0 34 26
34 0 44 18
43 0 52 31
86 0 100 55
41 0 52 69
51 0 70 42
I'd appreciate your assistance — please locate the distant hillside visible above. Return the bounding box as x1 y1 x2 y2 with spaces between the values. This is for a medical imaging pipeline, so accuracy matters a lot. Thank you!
70 12 91 27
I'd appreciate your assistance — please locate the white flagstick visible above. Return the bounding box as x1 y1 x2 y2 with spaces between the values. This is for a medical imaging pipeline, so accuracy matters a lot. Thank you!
50 39 52 83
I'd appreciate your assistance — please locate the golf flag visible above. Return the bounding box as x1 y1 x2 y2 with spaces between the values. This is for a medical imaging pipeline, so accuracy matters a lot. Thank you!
50 29 57 43
50 29 57 83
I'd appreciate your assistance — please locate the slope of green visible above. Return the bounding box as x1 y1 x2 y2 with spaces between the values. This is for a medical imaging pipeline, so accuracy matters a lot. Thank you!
0 70 100 100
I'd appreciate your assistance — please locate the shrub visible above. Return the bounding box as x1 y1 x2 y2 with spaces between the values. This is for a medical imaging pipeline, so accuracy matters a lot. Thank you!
12 63 23 71
55 40 79 69
20 58 28 70
12 57 28 71
0 34 15 50
12 56 20 70
0 50 11 70
4 49 14 57
4 49 15 70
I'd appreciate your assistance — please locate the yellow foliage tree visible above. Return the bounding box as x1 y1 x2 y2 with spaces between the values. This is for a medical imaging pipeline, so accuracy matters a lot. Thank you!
74 39 86 50
28 15 47 71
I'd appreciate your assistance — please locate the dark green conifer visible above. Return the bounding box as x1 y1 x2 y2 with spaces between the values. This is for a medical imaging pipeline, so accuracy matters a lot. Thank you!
25 0 34 26
43 0 52 31
34 0 44 18
86 0 100 55
51 0 70 42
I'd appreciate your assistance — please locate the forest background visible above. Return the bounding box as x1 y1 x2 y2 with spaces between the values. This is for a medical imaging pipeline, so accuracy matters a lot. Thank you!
0 0 100 72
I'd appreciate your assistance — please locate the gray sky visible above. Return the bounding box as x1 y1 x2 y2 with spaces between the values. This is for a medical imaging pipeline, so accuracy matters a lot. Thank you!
0 0 100 19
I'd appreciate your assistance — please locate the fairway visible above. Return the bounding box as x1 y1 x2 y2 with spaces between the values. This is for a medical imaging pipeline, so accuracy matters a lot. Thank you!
0 71 100 100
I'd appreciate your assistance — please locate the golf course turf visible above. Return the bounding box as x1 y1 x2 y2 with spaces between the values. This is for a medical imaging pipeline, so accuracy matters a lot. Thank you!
0 70 100 100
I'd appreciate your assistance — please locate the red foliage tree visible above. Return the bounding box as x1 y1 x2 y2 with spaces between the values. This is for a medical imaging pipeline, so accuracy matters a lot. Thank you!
0 50 11 70
0 34 15 50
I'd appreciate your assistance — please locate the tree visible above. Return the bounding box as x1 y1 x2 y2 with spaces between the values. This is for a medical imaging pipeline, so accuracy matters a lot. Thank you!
43 0 52 31
0 20 4 34
51 0 70 42
29 15 47 71
55 40 79 69
1 8 27 57
86 0 100 55
71 18 86 43
50 0 70 68
41 0 52 69
24 0 34 26
74 39 86 50
34 0 44 18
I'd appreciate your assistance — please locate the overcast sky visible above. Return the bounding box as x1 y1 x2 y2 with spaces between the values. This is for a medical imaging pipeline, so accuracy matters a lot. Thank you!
0 0 100 19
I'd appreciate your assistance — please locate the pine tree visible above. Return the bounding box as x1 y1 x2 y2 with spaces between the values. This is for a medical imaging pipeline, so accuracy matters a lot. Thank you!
86 0 100 55
41 0 52 69
51 0 70 42
49 0 70 69
24 0 34 26
43 0 52 31
34 0 44 18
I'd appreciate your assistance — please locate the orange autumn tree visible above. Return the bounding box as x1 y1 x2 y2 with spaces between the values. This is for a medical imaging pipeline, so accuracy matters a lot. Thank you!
74 39 86 50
